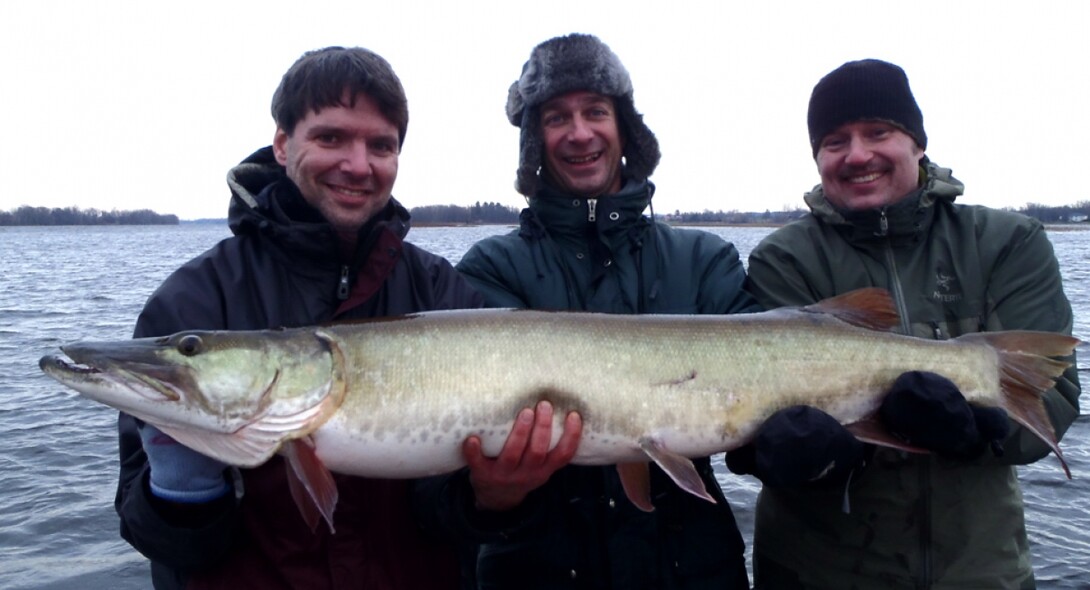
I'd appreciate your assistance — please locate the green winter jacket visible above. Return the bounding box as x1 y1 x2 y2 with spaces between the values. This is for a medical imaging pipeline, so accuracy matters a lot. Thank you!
448 180 759 589
744 160 1080 590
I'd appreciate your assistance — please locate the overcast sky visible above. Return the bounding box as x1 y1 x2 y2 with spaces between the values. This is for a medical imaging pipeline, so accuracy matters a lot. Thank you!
2 1 1087 220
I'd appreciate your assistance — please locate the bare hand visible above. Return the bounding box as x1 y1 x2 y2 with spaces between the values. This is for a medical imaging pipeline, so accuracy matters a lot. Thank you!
463 400 582 511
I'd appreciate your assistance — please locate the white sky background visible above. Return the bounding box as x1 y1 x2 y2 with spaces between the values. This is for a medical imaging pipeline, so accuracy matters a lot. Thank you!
2 1 1087 220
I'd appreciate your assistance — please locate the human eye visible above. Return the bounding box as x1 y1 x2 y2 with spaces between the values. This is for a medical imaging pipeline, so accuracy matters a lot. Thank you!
588 107 610 119
541 110 565 127
314 132 341 146
821 135 847 151
868 126 892 140
370 139 398 156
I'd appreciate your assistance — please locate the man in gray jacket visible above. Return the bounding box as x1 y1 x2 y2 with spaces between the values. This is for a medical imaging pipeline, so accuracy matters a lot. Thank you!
730 58 1080 589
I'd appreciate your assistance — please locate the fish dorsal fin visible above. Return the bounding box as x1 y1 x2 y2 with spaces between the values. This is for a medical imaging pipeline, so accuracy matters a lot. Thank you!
282 438 339 533
616 463 654 512
637 436 716 505
801 288 900 332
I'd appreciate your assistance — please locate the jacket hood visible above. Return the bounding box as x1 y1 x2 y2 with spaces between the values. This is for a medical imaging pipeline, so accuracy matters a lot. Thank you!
223 146 412 266
802 159 964 240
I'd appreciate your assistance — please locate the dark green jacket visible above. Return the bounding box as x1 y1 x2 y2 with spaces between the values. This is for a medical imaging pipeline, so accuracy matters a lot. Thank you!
446 180 758 589
744 161 1080 590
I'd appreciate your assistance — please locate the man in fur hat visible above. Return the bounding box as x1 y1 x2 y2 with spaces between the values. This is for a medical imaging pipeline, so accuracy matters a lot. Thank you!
426 33 757 589
729 58 1079 589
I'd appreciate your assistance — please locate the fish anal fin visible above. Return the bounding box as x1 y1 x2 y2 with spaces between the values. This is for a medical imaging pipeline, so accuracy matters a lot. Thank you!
802 288 900 332
637 437 716 505
281 438 339 533
844 418 928 454
616 463 654 512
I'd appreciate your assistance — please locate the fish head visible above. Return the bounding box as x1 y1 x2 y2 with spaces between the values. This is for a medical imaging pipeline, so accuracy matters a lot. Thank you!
40 328 338 441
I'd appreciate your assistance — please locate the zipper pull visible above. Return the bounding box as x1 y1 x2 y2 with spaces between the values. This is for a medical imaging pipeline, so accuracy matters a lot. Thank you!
877 209 889 236
587 198 597 222
337 265 350 300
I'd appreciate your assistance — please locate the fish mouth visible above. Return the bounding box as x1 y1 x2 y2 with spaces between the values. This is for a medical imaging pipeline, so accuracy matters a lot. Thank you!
41 348 186 403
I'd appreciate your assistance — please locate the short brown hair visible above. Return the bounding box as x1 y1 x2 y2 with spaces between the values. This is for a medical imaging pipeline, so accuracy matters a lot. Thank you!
271 46 409 146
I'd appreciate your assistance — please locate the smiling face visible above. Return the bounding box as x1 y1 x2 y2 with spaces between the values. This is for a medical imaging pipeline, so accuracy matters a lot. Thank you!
815 120 925 211
539 91 625 198
273 91 399 244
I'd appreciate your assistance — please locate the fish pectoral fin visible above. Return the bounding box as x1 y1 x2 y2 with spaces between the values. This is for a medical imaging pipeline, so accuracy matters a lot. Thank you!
844 418 928 454
281 438 338 533
637 436 716 505
155 425 273 467
616 463 654 512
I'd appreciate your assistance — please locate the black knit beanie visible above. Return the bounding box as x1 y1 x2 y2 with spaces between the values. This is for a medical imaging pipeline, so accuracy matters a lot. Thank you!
506 33 660 197
807 59 927 157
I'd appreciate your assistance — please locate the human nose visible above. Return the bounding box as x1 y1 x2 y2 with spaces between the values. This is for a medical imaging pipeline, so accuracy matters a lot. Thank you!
566 115 594 142
340 141 373 176
844 136 872 164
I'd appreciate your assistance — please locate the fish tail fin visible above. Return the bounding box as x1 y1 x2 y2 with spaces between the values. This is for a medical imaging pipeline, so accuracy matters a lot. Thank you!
959 331 1080 479
802 288 901 332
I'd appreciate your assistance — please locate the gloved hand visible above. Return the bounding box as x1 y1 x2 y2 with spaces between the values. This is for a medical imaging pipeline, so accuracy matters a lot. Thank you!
727 405 865 487
138 422 230 503
879 371 1010 459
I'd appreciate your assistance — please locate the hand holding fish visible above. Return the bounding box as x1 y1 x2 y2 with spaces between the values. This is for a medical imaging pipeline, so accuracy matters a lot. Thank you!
726 406 865 487
880 371 1010 459
464 401 583 511
138 422 231 503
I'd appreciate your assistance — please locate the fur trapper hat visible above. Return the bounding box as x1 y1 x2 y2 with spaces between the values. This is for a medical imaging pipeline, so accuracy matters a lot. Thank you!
506 33 660 196
808 59 927 157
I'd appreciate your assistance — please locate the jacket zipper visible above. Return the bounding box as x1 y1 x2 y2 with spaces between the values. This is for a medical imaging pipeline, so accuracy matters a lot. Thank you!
587 198 597 222
337 265 350 300
880 223 932 589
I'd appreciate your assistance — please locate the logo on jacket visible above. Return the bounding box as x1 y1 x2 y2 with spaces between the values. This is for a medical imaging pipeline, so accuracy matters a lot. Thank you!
930 271 962 303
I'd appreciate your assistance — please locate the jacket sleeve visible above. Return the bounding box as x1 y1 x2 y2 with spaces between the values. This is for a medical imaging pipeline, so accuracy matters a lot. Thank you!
744 225 830 309
115 262 243 571
691 232 763 314
412 469 553 545
455 241 532 308
981 220 1080 464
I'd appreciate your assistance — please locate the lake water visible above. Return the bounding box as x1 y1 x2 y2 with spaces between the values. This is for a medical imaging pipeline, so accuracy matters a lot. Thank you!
1 223 1087 589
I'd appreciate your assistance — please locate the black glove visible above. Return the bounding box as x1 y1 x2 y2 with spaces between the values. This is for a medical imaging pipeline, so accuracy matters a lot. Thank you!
879 371 1010 459
727 405 865 487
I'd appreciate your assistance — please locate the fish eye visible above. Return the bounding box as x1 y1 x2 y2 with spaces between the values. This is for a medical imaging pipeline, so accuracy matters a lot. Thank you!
177 334 203 356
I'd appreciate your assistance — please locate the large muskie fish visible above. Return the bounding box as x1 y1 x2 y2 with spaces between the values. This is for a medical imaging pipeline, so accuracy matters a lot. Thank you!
39 288 1078 530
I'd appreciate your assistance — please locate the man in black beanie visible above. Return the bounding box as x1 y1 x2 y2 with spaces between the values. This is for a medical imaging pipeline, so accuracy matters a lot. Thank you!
426 33 756 589
730 58 1079 589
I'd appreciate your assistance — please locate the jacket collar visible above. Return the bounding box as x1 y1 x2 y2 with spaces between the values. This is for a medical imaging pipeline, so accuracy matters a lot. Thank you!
224 146 411 266
523 179 654 242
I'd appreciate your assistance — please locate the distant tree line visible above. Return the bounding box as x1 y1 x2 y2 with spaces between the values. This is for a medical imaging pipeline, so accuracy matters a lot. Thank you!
661 208 809 225
1017 202 1090 224
662 200 1090 226
0 206 179 226
410 201 521 225
5 200 1087 227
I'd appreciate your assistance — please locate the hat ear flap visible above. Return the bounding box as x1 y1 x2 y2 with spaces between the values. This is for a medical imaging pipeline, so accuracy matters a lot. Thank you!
514 106 544 197
505 81 525 127
616 99 660 183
